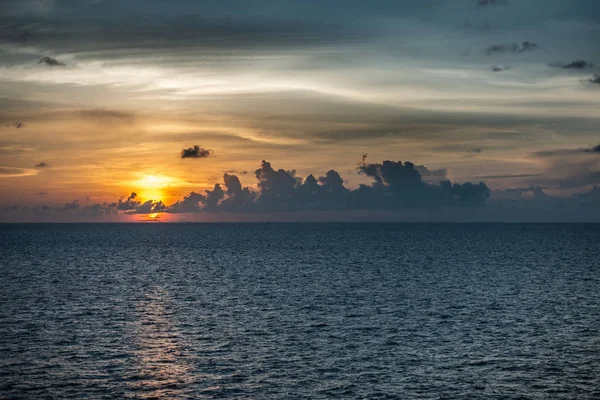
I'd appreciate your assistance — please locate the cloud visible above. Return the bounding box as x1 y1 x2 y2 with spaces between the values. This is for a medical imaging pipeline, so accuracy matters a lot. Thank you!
536 144 600 157
39 56 65 67
491 66 511 72
166 159 490 214
529 145 600 189
0 167 37 177
225 169 248 175
35 161 48 168
485 41 538 55
478 0 509 6
0 13 366 62
590 74 600 84
180 145 213 159
582 144 600 153
167 192 205 213
113 192 167 214
414 165 448 182
562 60 594 69
468 147 482 153
479 173 543 179
357 160 489 207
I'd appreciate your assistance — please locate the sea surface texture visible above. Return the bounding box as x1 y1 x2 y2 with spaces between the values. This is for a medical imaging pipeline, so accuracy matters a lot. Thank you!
1 223 599 399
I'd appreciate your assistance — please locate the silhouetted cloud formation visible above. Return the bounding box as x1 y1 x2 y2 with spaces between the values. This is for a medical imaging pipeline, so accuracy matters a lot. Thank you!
414 165 448 181
159 159 491 213
583 144 600 153
39 56 65 67
113 192 167 214
181 145 213 159
35 162 48 168
485 41 538 55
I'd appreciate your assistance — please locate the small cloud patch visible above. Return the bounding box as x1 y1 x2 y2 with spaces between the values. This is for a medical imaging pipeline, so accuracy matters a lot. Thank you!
39 57 65 67
181 145 213 159
485 41 538 55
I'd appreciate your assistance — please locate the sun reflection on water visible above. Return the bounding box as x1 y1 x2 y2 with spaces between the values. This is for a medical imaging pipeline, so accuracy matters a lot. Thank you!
129 288 194 399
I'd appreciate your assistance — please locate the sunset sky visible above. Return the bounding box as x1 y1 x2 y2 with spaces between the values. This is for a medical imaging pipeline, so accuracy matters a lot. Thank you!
1 0 599 222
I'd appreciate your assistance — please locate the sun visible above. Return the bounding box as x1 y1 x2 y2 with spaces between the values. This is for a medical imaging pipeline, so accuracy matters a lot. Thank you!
134 174 176 202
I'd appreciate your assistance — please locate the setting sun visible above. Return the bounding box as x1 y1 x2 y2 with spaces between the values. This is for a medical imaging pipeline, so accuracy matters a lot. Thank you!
134 174 177 202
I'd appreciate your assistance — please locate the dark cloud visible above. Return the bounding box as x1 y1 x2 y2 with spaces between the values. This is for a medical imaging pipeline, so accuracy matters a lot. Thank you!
582 144 600 154
167 192 206 213
181 145 213 159
116 192 165 214
491 66 510 72
26 199 118 216
485 41 538 55
0 15 366 62
39 56 65 67
61 200 79 212
168 159 490 214
35 161 48 168
124 200 167 215
468 147 482 153
560 60 594 69
357 160 489 207
536 144 600 157
501 185 549 200
478 0 509 6
225 169 248 175
590 74 600 84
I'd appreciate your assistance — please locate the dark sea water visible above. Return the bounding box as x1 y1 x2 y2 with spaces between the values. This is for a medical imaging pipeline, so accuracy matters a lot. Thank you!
1 223 599 399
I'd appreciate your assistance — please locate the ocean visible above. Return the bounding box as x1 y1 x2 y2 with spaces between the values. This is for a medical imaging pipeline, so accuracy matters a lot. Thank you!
1 223 599 399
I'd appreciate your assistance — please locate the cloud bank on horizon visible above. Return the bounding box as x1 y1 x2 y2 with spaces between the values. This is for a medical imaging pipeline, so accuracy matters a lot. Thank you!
1 0 600 221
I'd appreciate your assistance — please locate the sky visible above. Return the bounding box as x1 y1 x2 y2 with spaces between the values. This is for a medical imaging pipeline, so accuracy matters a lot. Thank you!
1 0 599 222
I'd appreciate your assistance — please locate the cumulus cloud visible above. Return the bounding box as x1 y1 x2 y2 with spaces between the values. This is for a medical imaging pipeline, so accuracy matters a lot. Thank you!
357 160 489 207
39 56 65 67
415 165 448 181
181 145 213 159
485 41 538 55
167 191 206 213
161 159 489 214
